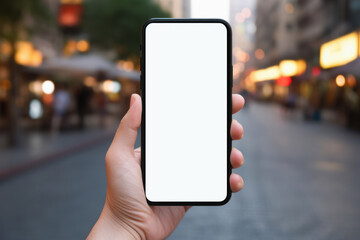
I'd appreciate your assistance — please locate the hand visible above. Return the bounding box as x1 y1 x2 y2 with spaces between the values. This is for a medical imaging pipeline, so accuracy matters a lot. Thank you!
88 94 245 240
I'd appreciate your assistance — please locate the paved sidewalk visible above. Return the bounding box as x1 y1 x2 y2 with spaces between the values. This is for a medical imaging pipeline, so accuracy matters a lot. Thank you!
0 124 118 181
1 102 360 239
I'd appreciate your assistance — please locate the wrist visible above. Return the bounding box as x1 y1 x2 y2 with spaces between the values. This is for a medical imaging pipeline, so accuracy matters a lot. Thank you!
88 202 142 240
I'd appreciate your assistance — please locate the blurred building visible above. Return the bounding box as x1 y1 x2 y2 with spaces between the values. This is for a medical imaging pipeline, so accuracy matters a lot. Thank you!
35 0 64 59
229 0 256 90
255 0 360 68
182 0 191 18
0 0 142 147
153 0 191 18
297 0 349 60
255 0 297 67
252 0 360 128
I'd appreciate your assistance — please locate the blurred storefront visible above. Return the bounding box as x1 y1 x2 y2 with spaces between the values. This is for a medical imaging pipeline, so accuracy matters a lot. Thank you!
248 0 360 129
0 0 141 147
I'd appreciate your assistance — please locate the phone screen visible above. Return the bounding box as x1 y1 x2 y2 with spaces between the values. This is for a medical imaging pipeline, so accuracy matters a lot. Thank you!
144 20 230 203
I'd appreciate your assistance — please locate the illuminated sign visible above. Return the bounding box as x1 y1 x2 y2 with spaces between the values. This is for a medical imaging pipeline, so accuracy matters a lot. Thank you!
279 59 306 77
251 65 280 82
61 0 82 3
58 4 83 27
320 32 359 69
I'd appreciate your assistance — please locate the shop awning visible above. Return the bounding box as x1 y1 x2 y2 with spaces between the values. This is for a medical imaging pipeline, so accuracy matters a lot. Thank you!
25 54 140 81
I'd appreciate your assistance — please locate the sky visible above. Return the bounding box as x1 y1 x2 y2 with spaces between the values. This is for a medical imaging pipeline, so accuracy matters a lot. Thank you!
191 0 230 22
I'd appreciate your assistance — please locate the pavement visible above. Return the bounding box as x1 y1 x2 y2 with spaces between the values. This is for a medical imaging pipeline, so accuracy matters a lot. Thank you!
1 102 360 239
0 116 118 180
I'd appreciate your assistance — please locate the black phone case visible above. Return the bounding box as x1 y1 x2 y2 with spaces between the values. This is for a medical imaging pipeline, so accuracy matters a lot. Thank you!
140 18 233 206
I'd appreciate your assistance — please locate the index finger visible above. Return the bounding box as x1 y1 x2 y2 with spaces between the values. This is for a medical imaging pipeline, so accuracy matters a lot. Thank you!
232 94 245 114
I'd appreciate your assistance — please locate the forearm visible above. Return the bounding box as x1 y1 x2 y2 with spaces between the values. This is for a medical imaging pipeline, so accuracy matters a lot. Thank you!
87 203 141 240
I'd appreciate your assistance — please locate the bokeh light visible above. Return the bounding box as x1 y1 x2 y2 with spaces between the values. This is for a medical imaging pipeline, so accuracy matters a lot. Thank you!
255 49 265 60
77 40 90 52
285 3 294 14
29 80 43 96
42 80 55 94
102 80 121 93
29 99 43 119
336 74 346 87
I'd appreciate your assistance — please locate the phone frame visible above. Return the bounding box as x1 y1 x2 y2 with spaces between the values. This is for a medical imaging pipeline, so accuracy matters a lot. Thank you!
141 18 232 206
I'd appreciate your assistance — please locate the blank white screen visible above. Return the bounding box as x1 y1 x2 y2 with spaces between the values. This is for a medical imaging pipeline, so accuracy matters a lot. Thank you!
145 22 228 202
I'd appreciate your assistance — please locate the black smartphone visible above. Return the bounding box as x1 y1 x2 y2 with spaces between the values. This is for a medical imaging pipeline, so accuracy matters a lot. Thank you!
141 18 232 205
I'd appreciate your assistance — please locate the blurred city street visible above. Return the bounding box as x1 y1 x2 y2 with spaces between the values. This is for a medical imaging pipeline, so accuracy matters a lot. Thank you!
1 0 360 239
1 102 360 240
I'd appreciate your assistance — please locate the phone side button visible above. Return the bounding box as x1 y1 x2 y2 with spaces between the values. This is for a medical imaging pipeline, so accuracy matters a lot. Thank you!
140 73 144 89
232 65 233 87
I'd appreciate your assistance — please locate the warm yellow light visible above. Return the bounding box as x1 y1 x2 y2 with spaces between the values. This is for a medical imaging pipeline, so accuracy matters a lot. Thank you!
285 3 294 14
123 61 134 72
29 80 43 96
335 75 346 87
15 41 43 67
64 40 77 56
255 49 264 60
274 84 289 97
77 40 90 52
241 8 251 18
42 80 55 94
251 65 280 82
15 41 33 66
320 32 358 69
102 80 113 93
102 80 121 93
61 0 82 4
30 50 43 67
0 67 8 79
297 60 307 75
235 50 250 62
1 41 12 56
262 84 273 97
84 76 96 87
233 62 244 78
0 79 11 91
279 59 306 77
279 60 297 77
347 74 356 87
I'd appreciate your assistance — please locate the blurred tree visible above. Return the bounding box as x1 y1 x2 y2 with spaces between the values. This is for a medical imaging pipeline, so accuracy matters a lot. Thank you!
83 0 170 64
0 0 51 146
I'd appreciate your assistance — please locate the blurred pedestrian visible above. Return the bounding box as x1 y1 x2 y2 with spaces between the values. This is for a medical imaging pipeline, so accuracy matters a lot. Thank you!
344 86 359 129
51 84 70 135
282 92 297 117
96 91 107 127
75 84 93 130
303 84 322 121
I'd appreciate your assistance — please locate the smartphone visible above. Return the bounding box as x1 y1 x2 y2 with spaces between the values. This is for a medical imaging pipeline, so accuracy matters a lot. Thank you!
141 18 232 205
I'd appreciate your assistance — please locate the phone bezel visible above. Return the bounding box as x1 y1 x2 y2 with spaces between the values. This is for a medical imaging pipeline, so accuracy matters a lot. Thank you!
141 18 232 206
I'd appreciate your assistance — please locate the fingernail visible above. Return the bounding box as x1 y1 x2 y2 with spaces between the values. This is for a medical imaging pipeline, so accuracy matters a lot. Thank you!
130 94 135 108
238 179 244 189
241 95 245 104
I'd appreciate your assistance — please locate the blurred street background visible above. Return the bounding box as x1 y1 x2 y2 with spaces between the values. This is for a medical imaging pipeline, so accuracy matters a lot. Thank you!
1 0 360 239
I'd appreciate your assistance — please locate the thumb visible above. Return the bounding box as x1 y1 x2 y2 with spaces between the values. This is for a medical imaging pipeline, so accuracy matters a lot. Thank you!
112 94 142 155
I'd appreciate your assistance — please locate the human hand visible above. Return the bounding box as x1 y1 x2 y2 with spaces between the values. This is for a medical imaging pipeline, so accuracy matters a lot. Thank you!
88 93 245 240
